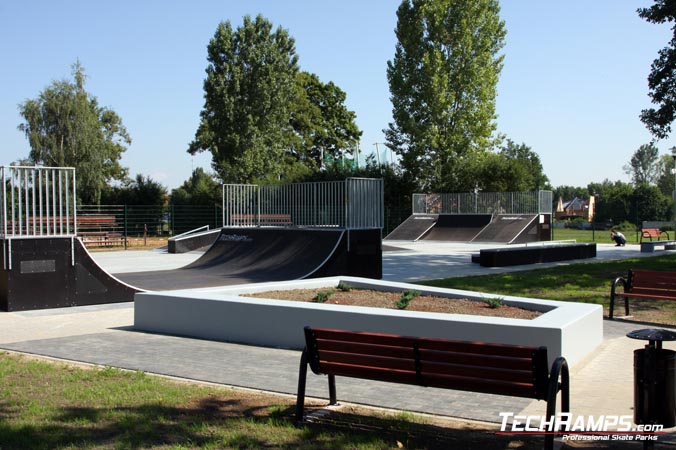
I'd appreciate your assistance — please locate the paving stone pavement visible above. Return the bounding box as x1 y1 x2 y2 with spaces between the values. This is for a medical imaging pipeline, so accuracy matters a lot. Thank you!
2 243 676 447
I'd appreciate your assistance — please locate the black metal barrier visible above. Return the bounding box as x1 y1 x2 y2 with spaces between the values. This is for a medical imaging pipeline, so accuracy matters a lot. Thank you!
476 243 597 267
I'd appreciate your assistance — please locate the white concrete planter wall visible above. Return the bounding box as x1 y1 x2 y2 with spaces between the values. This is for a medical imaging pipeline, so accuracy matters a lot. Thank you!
134 276 602 367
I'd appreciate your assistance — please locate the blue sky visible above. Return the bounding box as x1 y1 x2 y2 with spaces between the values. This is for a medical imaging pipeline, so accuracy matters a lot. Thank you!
1 0 674 190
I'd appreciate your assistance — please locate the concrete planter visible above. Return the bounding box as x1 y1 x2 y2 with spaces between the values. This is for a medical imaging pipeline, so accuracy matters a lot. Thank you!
134 276 602 367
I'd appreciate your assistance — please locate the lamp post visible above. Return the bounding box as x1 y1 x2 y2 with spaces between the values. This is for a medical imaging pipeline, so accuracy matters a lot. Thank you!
671 147 676 227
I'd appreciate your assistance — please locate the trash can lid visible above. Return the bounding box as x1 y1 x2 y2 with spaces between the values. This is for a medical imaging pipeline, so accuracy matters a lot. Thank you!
627 328 676 342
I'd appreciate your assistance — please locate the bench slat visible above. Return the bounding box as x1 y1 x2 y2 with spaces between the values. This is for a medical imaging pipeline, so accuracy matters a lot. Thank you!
318 350 415 372
320 362 419 385
419 349 536 371
421 360 536 384
313 328 538 358
423 373 539 398
316 340 414 360
614 291 676 300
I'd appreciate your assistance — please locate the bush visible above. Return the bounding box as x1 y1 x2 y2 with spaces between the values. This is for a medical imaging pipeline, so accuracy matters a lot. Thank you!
615 221 636 233
313 289 335 303
485 297 503 309
395 290 420 310
337 282 352 292
565 217 587 230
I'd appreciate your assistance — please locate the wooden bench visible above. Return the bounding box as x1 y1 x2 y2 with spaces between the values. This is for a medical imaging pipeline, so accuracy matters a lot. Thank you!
640 228 670 242
610 269 676 319
79 231 127 248
296 327 569 450
231 213 292 226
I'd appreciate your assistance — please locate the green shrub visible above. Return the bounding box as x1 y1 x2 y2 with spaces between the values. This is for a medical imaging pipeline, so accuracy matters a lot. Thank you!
616 221 636 232
485 297 503 309
337 282 352 292
395 290 420 310
313 289 335 303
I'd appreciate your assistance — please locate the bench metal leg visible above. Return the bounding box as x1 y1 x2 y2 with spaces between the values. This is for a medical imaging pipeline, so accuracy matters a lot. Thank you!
328 374 337 405
295 349 309 424
545 357 570 450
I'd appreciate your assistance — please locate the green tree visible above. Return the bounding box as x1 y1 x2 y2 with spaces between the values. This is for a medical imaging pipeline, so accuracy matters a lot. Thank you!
624 143 660 186
656 153 676 197
188 15 299 183
290 72 362 170
638 1 676 139
170 168 221 205
101 174 167 206
499 140 550 190
385 0 506 191
18 62 130 204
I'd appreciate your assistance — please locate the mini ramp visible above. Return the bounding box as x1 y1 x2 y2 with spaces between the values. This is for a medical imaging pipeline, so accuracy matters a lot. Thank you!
470 214 539 244
0 228 382 311
117 228 348 291
384 215 438 241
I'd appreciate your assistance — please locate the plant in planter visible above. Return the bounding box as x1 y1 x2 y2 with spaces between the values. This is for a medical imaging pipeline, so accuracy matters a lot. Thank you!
395 290 420 310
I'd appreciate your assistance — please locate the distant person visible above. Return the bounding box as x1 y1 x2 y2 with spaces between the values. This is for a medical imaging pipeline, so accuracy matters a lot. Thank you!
610 229 626 247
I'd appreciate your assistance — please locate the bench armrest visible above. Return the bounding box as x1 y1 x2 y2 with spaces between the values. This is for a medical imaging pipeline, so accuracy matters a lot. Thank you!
545 356 569 450
609 276 627 319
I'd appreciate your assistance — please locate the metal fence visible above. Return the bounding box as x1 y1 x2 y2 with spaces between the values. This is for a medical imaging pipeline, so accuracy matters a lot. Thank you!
412 191 553 215
1 166 77 238
223 178 383 229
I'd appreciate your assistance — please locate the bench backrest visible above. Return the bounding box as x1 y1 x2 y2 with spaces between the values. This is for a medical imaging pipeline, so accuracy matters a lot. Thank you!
304 327 550 401
628 269 676 296
642 228 661 237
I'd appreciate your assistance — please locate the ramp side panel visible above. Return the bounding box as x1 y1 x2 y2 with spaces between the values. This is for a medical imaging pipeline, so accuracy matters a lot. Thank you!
1 238 137 312
384 215 438 241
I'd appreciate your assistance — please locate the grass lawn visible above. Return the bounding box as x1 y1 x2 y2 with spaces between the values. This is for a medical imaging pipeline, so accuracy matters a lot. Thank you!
0 354 554 450
421 253 676 326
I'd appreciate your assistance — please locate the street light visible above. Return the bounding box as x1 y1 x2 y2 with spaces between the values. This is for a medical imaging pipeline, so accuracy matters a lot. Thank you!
671 146 676 226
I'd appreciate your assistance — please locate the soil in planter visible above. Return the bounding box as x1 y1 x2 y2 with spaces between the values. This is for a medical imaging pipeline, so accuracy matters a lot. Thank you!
244 288 542 320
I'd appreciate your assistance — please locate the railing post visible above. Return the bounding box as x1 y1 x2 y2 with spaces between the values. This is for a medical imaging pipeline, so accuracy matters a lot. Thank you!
123 204 128 250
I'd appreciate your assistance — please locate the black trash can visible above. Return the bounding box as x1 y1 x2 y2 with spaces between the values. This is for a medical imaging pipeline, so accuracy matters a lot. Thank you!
634 347 676 427
628 328 676 429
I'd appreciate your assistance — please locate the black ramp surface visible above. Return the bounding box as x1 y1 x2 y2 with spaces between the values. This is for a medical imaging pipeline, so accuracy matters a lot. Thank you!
471 214 538 243
421 214 492 241
116 228 345 291
384 214 438 241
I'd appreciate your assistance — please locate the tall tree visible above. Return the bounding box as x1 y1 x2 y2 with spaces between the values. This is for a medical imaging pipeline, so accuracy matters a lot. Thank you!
656 153 676 196
385 0 506 191
638 1 676 140
624 143 660 186
188 15 299 183
170 168 221 205
290 72 362 170
498 139 550 190
18 61 130 204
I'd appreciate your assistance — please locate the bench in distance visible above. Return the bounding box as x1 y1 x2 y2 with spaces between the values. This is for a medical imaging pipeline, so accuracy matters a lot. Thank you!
296 327 569 450
610 269 676 319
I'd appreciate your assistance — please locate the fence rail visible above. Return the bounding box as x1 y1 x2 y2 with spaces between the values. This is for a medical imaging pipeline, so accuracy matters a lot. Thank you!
412 191 553 215
1 166 77 238
223 178 383 229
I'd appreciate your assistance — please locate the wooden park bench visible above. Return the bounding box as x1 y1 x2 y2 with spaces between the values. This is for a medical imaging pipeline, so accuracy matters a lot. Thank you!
231 213 292 226
610 269 676 319
296 327 569 450
640 228 670 242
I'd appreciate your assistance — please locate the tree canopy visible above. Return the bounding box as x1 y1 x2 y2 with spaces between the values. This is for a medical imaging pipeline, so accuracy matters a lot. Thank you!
18 62 130 204
385 0 506 191
638 0 676 140
170 168 221 205
188 15 299 183
623 143 661 186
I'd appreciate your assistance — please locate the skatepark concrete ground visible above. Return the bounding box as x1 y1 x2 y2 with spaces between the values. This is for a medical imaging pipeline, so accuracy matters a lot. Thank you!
2 241 676 446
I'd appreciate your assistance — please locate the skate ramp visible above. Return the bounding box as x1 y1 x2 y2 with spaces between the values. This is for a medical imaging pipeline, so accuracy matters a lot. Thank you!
116 228 345 291
421 214 492 241
470 215 539 244
384 215 438 241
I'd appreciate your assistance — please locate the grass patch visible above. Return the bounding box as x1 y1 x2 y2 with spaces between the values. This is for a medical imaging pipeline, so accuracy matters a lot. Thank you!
312 289 335 303
0 352 550 449
485 297 503 309
336 281 352 292
421 254 676 325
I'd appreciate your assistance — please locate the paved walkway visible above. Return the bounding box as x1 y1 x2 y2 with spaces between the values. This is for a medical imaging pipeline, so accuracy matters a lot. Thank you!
1 241 676 446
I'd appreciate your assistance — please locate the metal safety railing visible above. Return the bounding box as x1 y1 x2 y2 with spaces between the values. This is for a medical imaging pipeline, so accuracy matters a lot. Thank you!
412 190 553 215
1 166 77 238
223 178 383 230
